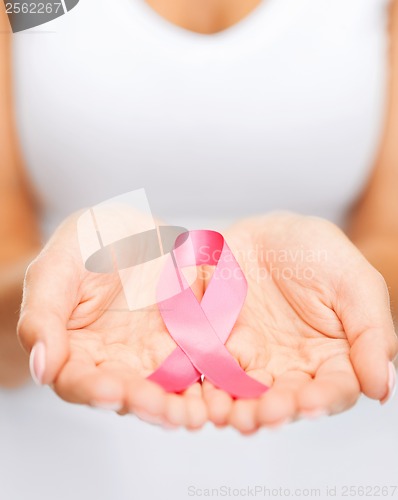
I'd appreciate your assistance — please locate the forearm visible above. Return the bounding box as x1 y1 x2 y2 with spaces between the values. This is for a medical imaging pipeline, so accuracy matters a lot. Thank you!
0 254 38 387
350 236 398 322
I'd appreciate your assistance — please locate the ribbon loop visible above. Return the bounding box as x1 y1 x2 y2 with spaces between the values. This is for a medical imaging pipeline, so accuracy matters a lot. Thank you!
148 230 268 399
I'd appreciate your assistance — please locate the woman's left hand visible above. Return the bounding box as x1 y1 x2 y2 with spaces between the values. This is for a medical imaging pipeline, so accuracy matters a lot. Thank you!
202 213 398 434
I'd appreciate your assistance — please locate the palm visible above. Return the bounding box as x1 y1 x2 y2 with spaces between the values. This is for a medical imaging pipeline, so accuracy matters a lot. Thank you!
67 273 176 380
21 213 395 433
228 261 350 385
41 218 207 429
203 214 387 432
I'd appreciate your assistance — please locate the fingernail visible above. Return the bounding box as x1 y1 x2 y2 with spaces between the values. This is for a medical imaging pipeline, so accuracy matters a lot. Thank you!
299 409 328 419
91 401 123 412
381 362 397 405
29 341 46 385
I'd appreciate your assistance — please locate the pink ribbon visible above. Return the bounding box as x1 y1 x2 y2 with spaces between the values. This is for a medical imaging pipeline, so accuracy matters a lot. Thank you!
148 230 269 399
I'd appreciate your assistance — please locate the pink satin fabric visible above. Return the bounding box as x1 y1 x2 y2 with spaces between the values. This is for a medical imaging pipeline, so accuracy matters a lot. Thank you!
148 230 269 399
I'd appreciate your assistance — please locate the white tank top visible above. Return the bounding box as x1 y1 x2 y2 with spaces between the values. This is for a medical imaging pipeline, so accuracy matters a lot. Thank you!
12 0 390 235
3 3 398 500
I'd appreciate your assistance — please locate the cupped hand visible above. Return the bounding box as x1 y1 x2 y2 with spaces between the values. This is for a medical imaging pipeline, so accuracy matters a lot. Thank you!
17 211 397 434
17 213 207 430
202 213 398 433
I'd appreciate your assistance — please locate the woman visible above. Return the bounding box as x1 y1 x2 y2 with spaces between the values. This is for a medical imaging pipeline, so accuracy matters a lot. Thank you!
1 0 398 499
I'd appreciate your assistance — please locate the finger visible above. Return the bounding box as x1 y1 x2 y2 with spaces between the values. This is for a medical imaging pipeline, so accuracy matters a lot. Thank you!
161 384 208 430
126 377 168 421
100 361 188 428
229 399 258 435
17 256 79 385
257 370 311 426
54 358 125 410
182 382 208 430
336 268 398 401
297 355 360 416
162 393 187 428
98 360 169 425
202 379 233 427
228 369 273 434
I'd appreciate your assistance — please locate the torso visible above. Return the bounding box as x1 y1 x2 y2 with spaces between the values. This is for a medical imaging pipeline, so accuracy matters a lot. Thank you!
11 0 390 235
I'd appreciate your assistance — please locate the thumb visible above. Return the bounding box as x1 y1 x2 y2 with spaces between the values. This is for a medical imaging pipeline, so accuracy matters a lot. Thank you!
17 253 79 385
337 267 398 403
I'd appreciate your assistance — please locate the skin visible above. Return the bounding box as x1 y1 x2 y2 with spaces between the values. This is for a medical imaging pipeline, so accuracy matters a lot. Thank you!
0 5 41 387
203 215 397 433
1 1 398 432
18 214 208 429
146 0 262 34
16 212 398 434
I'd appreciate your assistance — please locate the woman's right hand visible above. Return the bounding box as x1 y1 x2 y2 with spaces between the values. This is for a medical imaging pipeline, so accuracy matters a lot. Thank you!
17 213 208 430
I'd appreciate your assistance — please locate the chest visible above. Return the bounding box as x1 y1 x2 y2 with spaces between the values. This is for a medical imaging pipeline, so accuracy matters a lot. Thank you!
12 0 390 226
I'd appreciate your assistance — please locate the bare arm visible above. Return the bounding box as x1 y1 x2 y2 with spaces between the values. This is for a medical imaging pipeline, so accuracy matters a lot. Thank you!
347 0 398 320
0 5 41 387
